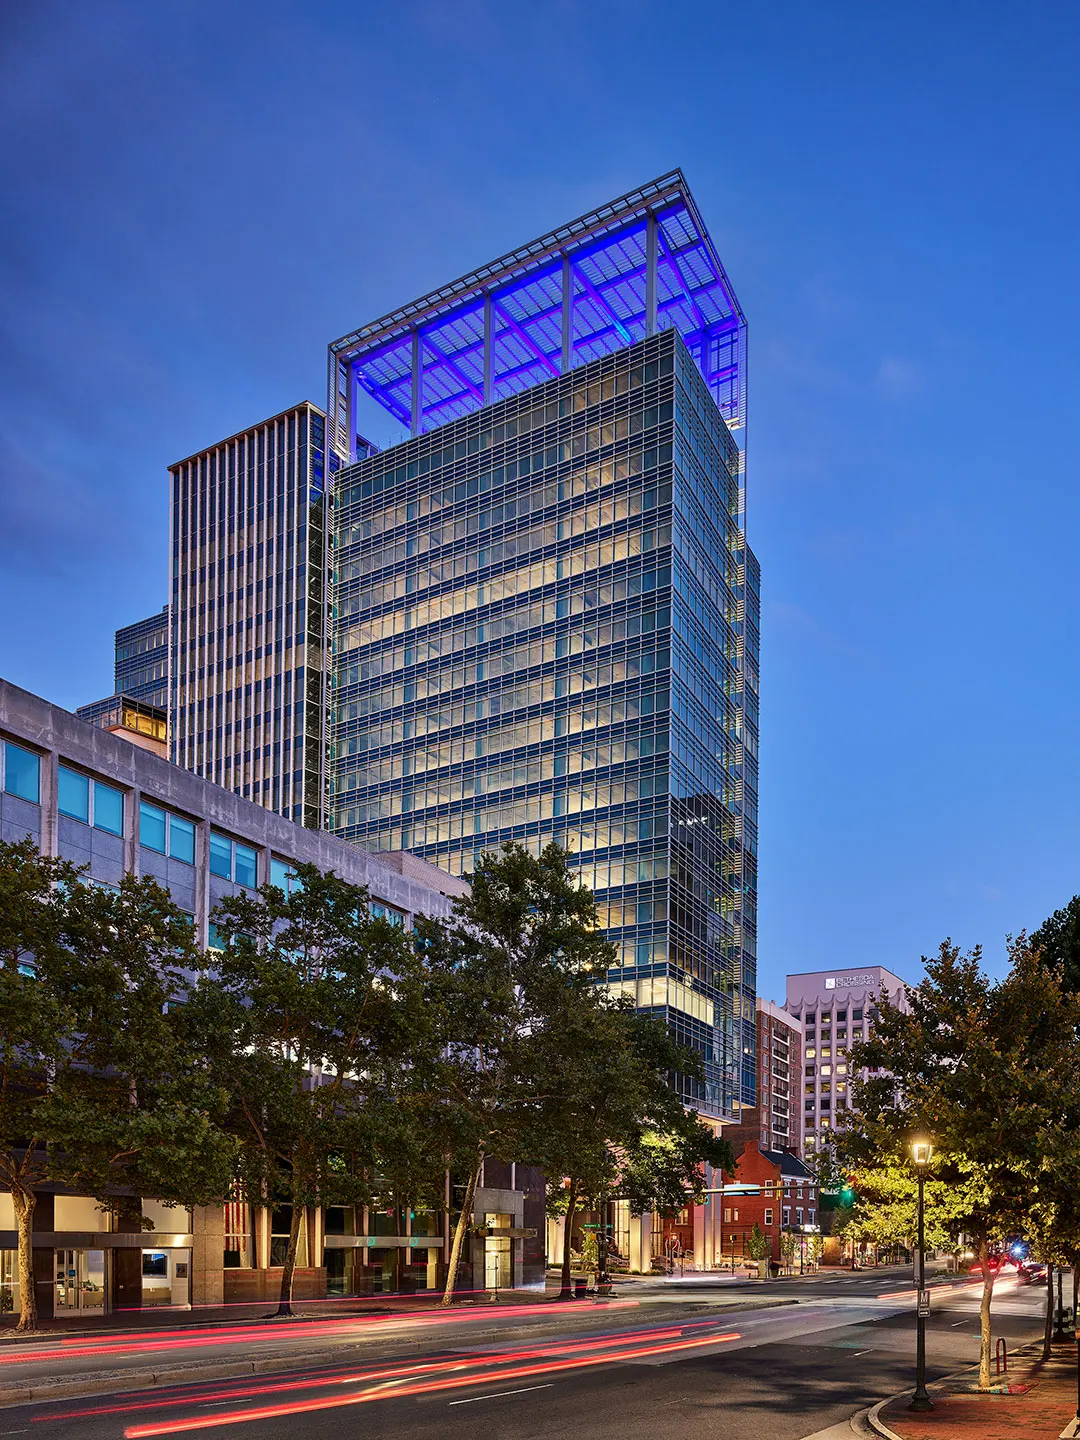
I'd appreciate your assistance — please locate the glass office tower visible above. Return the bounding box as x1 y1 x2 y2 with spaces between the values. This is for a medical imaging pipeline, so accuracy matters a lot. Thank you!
327 174 758 1119
168 403 332 827
114 607 170 707
77 606 171 752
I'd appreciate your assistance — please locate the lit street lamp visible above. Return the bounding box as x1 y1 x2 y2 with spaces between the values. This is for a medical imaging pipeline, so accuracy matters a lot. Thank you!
909 1138 934 1412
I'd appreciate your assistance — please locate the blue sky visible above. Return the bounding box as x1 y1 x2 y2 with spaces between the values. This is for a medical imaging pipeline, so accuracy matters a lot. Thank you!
3 0 1078 998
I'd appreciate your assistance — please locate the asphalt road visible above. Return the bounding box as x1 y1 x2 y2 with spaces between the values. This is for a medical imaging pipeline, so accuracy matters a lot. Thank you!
3 1272 1047 1440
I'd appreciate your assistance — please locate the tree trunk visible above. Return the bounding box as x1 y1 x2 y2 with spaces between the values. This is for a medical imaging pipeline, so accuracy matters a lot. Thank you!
10 1187 36 1333
441 1148 484 1307
559 1178 578 1300
1073 1265 1079 1331
275 1203 304 1318
1041 1263 1055 1359
977 1241 996 1389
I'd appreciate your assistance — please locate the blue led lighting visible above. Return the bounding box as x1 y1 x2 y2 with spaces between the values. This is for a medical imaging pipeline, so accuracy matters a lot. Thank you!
328 171 746 457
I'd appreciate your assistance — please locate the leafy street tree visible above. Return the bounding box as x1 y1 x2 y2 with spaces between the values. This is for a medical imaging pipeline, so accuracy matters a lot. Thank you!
745 1221 770 1277
535 999 732 1297
844 937 1080 1388
416 841 645 1305
0 839 234 1331
196 862 429 1315
1031 896 1080 994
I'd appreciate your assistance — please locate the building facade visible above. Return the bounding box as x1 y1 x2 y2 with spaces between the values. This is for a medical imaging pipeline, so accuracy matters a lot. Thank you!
714 1142 820 1268
725 998 804 1157
115 606 170 707
785 966 911 1156
167 403 334 828
326 173 759 1123
77 606 171 756
0 676 544 1315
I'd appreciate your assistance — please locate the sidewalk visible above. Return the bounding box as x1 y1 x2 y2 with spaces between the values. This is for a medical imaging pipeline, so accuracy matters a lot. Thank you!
873 1345 1080 1440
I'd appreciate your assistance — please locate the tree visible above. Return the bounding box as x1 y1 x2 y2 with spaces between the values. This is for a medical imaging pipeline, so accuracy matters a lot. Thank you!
745 1221 769 1277
0 839 234 1330
844 937 1080 1388
1031 896 1080 994
198 862 428 1315
414 841 634 1305
532 997 731 1296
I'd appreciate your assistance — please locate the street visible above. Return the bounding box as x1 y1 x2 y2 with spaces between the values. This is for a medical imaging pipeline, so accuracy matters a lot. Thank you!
0 1270 1047 1440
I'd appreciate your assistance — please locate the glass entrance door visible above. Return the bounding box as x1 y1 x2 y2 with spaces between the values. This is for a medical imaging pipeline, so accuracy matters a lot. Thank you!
54 1249 106 1314
484 1213 511 1292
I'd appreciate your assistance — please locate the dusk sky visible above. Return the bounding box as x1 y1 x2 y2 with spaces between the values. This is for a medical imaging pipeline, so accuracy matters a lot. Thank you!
3 0 1078 999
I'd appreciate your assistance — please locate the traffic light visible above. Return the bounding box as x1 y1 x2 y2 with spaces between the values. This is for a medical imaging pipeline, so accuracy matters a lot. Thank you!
839 1182 855 1207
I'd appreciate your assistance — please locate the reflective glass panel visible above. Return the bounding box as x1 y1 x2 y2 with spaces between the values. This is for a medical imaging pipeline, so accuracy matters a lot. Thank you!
93 782 123 836
209 832 232 879
4 743 40 803
233 842 257 888
140 801 167 853
169 816 195 865
58 766 90 823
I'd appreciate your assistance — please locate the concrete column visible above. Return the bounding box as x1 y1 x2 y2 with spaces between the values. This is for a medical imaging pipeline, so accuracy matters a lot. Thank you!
40 749 59 858
191 1204 225 1307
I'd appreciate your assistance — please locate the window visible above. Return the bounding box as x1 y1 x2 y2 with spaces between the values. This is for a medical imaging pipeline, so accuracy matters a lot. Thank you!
169 816 195 864
210 832 258 887
140 801 167 853
764 1208 773 1226
723 1208 731 1223
782 1208 790 1226
809 1209 816 1225
58 767 89 823
853 1008 863 1021
370 900 405 926
59 766 124 834
836 1010 846 1021
732 1209 739 1221
3 742 40 803
796 1207 803 1225
209 831 231 877
270 858 303 896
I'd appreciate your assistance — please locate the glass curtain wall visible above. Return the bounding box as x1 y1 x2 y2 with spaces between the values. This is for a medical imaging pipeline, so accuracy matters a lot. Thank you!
329 331 757 1119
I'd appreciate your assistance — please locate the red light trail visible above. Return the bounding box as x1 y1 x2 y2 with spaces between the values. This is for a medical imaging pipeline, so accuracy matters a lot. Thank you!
121 1329 742 1436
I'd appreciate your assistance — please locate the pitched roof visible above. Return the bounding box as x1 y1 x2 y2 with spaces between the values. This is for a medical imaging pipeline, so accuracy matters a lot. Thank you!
761 1150 818 1181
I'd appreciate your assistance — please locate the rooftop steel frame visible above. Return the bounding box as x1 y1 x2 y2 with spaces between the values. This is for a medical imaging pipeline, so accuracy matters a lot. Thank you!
327 170 746 460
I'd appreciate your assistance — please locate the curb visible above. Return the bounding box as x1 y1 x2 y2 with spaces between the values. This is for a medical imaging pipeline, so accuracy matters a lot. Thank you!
864 1340 1049 1440
0 1296 796 1409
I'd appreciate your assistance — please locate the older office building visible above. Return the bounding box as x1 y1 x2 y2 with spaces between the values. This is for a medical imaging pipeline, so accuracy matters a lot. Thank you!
0 676 544 1314
168 403 335 827
785 966 911 1155
326 172 759 1122
77 606 171 756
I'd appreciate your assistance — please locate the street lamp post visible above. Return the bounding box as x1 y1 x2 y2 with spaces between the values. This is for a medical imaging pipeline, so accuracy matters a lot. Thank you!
909 1138 934 1413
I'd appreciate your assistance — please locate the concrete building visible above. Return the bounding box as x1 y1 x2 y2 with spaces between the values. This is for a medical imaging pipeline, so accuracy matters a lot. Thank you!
785 966 911 1157
725 998 804 1158
0 675 544 1315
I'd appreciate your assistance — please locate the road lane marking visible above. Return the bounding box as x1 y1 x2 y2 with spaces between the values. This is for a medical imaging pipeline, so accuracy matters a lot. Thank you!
852 1350 872 1356
449 1384 554 1406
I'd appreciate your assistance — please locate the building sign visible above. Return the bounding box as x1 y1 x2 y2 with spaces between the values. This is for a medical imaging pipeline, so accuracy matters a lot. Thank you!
824 973 876 990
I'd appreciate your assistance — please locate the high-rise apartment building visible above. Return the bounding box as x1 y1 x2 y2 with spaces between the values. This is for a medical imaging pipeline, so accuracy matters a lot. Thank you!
168 403 333 827
77 606 170 756
325 173 759 1121
785 966 911 1154
725 998 804 1157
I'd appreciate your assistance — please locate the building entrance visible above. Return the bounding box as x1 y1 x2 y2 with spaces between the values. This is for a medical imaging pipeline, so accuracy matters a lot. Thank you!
484 1213 511 1292
54 1249 106 1315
